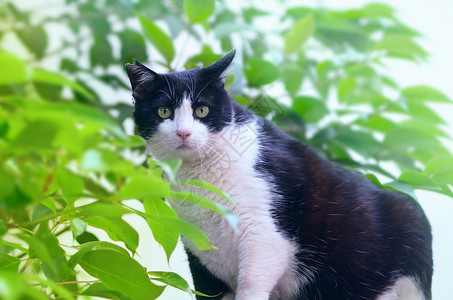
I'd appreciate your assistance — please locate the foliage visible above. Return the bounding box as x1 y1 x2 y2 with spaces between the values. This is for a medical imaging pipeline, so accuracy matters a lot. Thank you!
0 0 452 299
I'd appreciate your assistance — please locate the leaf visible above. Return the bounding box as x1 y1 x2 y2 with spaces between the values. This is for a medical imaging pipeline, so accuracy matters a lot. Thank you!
244 59 280 87
77 248 165 300
293 96 328 123
169 190 238 230
143 198 179 261
11 120 60 152
31 68 94 99
70 217 88 238
384 127 440 151
68 241 129 269
402 85 451 103
78 203 131 218
119 29 147 64
148 271 210 297
136 13 175 64
398 170 441 191
85 216 139 253
184 0 215 24
76 231 99 244
177 179 236 206
385 181 417 199
0 253 20 272
119 175 170 200
155 158 182 182
90 37 114 68
20 235 56 273
82 282 131 300
57 168 84 204
424 157 453 185
17 26 48 59
284 14 315 54
374 35 428 60
145 214 215 250
35 224 76 292
282 64 304 94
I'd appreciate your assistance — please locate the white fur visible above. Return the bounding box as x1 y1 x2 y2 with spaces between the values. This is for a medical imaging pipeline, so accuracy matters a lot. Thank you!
147 105 305 299
376 277 424 300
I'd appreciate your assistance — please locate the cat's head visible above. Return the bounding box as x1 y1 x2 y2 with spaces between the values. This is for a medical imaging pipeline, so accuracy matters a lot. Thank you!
126 50 236 161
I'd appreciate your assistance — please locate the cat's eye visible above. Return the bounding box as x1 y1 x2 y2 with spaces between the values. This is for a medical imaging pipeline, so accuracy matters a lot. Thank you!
195 106 210 118
157 107 172 119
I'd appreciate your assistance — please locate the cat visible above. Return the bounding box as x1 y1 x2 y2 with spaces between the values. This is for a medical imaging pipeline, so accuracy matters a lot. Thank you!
126 50 433 300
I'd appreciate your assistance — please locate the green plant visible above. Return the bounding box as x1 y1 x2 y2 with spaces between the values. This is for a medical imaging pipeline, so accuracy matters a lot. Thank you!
0 0 452 299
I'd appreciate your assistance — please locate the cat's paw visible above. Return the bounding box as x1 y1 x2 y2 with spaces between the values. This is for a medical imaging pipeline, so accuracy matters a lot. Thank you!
221 293 235 300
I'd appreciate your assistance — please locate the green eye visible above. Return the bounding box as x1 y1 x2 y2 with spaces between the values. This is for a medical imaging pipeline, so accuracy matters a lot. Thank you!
157 107 172 119
195 106 210 118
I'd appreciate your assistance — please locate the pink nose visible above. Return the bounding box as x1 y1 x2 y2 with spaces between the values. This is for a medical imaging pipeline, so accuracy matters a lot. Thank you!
177 130 192 141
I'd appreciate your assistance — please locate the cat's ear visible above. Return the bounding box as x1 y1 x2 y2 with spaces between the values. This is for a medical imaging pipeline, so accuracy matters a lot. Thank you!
125 60 158 91
201 49 236 81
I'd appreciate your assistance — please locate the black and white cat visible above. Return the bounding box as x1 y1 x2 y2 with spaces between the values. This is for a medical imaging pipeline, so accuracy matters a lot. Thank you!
126 50 432 300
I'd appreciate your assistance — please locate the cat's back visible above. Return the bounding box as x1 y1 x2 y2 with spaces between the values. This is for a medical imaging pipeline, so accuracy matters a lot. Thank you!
255 117 433 299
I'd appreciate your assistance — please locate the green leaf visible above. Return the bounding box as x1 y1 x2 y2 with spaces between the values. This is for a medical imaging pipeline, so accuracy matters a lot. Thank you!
402 85 451 103
244 59 280 87
0 52 29 84
57 168 84 204
119 29 147 64
82 282 131 300
284 14 315 54
374 35 428 60
78 249 164 300
385 181 417 199
12 120 59 151
17 26 48 59
90 37 114 68
0 253 20 272
35 224 76 292
145 214 215 250
293 96 328 123
85 216 139 253
143 198 179 261
155 158 182 182
32 68 94 99
70 218 88 238
184 0 215 23
177 179 235 206
76 231 99 244
148 271 211 297
282 64 304 94
78 203 130 218
398 170 441 191
136 13 175 64
119 175 170 200
20 235 56 273
424 157 453 185
384 128 439 152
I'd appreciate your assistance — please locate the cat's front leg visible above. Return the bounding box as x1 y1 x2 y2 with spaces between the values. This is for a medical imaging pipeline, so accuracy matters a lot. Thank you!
234 218 296 300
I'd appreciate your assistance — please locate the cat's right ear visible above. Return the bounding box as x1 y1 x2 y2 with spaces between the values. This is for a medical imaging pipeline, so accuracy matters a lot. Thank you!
125 60 158 91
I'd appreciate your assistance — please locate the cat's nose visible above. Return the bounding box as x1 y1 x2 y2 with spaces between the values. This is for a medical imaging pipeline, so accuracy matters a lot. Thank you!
177 130 192 141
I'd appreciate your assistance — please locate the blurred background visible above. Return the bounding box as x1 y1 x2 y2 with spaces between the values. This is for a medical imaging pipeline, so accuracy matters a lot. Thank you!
1 0 452 299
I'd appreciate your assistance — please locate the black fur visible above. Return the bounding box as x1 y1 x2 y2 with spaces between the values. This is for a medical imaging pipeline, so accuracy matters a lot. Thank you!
255 118 432 299
127 50 432 300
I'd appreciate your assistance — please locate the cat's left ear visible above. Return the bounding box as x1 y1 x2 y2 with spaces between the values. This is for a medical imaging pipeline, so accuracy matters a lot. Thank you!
125 60 158 91
201 49 236 83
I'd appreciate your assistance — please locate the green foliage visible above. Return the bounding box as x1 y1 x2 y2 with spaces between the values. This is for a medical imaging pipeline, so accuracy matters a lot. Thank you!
0 0 452 299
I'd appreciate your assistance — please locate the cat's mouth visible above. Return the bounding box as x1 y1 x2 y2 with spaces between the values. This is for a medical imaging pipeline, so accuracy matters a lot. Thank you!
176 143 192 150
